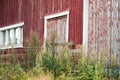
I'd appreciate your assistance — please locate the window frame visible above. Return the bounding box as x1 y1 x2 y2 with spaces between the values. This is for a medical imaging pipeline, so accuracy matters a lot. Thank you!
0 22 24 49
44 11 70 45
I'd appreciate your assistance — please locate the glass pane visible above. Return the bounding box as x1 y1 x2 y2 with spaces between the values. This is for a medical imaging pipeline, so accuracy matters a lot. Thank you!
20 27 23 43
16 28 19 44
8 29 11 45
14 28 17 44
10 29 13 45
3 31 5 46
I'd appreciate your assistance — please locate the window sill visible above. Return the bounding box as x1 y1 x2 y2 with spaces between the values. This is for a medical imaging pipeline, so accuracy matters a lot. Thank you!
0 45 23 50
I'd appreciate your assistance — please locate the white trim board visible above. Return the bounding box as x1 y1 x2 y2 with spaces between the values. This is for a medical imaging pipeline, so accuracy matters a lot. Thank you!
1 45 23 50
83 0 88 51
0 22 24 31
45 11 70 19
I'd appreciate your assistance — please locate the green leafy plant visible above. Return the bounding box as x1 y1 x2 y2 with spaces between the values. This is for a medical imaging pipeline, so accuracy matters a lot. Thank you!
42 39 62 78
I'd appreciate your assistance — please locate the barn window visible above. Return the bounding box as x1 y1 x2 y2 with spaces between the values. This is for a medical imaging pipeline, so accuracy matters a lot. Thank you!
44 11 70 44
0 22 24 49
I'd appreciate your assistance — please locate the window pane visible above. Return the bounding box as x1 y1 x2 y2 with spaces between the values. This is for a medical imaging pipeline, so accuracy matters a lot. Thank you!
3 31 6 46
14 28 17 44
8 30 11 45
10 29 14 45
15 27 23 45
20 27 23 43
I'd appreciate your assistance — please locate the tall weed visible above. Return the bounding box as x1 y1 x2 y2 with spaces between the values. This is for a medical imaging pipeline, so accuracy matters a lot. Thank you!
26 30 40 69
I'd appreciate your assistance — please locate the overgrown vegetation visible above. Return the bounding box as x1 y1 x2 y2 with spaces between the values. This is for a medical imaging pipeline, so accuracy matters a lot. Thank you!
0 30 120 80
0 49 28 80
26 30 40 69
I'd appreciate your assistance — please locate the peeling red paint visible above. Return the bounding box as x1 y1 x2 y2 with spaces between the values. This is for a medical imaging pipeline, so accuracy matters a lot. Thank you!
88 0 120 56
0 0 83 47
0 0 119 56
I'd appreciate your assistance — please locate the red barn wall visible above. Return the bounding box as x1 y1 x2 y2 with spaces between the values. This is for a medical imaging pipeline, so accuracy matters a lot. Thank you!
44 0 83 45
0 0 23 27
0 0 25 54
0 0 45 45
0 0 83 48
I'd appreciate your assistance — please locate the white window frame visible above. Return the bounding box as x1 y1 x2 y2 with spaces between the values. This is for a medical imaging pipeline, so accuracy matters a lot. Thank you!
0 22 24 49
44 11 70 45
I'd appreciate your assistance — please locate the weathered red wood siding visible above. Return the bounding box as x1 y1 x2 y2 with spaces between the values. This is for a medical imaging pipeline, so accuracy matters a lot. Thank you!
88 0 120 56
0 0 83 47
0 0 23 27
44 0 83 45
0 0 44 55
0 0 45 46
